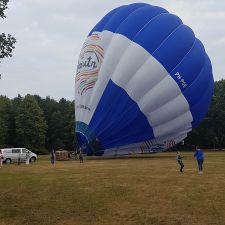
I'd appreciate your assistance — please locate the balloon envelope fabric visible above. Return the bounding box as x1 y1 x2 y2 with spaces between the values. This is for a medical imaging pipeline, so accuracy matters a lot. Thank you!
75 3 214 156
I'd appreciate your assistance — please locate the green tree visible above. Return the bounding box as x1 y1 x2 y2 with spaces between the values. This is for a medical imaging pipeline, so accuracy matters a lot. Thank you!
44 98 75 150
58 98 75 149
185 79 225 149
212 79 225 148
0 0 16 67
0 95 12 146
15 95 47 150
34 96 75 150
35 96 60 149
0 94 76 151
8 95 23 146
0 0 9 18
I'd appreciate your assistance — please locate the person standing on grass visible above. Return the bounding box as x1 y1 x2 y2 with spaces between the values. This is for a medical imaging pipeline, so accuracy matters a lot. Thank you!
79 148 84 163
74 148 78 160
176 151 184 173
50 147 56 165
194 145 204 174
0 150 3 168
26 151 30 165
18 151 21 165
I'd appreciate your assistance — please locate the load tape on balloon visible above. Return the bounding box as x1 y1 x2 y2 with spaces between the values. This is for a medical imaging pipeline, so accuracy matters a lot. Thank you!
75 3 214 156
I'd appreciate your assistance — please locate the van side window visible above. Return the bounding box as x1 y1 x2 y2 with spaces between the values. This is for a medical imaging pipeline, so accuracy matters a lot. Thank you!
12 149 20 153
4 149 12 153
22 149 27 153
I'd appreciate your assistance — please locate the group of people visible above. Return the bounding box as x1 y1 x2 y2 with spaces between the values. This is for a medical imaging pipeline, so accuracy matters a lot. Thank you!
0 145 205 172
49 147 85 165
176 145 204 174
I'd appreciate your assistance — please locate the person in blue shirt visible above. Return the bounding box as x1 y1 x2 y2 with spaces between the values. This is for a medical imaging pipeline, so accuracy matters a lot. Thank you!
194 146 204 174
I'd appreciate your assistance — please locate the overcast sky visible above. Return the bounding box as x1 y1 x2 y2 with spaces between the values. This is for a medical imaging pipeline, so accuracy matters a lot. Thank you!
0 0 224 100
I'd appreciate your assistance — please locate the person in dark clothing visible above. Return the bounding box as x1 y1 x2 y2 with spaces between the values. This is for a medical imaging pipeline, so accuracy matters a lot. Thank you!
18 152 21 165
176 151 184 173
74 148 78 160
194 146 204 174
79 148 84 163
0 150 3 168
50 147 56 165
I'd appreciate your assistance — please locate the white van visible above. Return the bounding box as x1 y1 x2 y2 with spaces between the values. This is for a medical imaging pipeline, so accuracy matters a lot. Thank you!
1 148 37 164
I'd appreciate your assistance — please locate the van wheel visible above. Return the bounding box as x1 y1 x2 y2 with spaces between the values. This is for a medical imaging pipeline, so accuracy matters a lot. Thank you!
5 158 11 164
30 157 36 163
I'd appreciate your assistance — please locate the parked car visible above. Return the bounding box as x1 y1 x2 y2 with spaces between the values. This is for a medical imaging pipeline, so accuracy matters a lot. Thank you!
0 148 37 164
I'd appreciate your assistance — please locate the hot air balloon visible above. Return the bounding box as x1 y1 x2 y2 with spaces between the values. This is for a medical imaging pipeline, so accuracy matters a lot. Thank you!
75 3 214 156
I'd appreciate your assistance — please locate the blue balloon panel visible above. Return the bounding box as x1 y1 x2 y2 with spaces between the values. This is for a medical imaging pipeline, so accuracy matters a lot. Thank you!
75 3 214 156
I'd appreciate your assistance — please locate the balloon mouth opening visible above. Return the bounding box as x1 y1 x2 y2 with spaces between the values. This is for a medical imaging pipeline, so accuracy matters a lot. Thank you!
76 132 104 156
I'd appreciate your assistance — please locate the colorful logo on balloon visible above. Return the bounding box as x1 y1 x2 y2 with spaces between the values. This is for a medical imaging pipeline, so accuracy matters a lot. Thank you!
76 34 104 95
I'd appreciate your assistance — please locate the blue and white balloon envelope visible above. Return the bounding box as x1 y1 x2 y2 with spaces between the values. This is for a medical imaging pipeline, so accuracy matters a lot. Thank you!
75 3 214 156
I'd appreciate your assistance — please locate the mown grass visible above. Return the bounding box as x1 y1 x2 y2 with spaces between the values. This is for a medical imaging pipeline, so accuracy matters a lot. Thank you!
0 152 225 225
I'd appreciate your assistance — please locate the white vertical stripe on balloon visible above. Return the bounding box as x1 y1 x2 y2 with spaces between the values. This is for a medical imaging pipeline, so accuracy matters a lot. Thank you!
87 32 131 121
75 31 193 141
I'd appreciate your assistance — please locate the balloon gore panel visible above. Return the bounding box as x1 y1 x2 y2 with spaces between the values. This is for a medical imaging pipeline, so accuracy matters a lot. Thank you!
75 3 214 156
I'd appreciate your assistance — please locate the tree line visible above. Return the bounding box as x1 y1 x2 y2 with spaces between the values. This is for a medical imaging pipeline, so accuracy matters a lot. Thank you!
0 79 224 154
0 95 75 154
185 79 225 149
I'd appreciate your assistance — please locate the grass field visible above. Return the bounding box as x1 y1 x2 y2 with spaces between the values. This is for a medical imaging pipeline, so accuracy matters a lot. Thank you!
0 152 225 225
